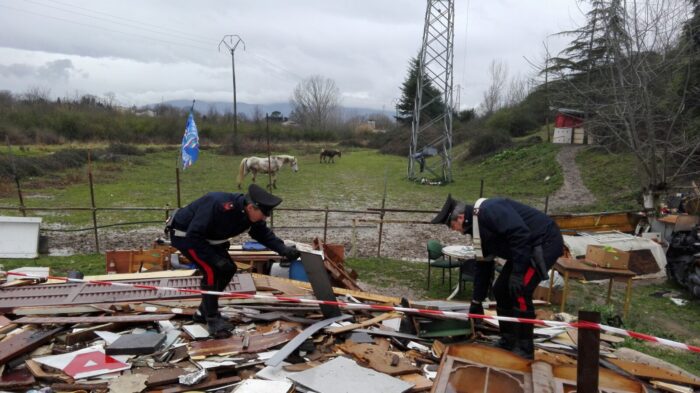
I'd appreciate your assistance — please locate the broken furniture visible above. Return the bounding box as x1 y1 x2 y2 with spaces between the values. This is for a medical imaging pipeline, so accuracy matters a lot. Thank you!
427 240 463 290
229 245 283 274
106 247 172 274
550 257 636 317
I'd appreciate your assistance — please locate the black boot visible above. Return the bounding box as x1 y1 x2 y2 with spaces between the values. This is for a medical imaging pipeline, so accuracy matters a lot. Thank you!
192 302 207 324
512 310 535 359
494 308 517 351
207 316 234 339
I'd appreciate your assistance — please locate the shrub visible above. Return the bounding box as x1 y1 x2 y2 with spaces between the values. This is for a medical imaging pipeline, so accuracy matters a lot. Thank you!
468 129 512 158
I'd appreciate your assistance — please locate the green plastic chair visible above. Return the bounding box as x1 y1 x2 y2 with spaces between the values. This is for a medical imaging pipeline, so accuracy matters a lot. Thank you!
427 240 461 290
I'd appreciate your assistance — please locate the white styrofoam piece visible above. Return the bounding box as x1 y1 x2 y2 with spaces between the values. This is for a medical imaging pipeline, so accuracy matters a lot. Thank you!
0 216 42 258
183 324 210 339
233 379 293 393
289 356 413 393
7 267 49 282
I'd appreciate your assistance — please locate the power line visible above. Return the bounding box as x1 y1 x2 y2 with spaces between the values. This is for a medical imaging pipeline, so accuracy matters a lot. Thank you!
0 3 213 52
22 0 215 46
36 0 216 45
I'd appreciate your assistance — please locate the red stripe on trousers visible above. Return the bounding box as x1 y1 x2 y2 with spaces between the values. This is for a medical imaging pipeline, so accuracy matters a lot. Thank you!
517 267 536 311
188 249 214 286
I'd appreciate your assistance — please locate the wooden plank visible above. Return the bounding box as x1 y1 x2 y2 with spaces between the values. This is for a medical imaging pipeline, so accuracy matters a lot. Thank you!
25 359 73 383
251 273 400 304
399 373 433 392
15 314 174 324
327 312 401 334
0 327 62 365
608 358 700 387
253 275 310 296
650 380 694 393
12 305 105 315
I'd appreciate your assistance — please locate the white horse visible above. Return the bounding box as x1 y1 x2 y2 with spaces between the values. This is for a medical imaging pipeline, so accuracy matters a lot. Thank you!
237 155 299 189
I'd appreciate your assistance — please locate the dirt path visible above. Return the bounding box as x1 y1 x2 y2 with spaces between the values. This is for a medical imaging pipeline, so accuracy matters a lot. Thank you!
548 146 596 213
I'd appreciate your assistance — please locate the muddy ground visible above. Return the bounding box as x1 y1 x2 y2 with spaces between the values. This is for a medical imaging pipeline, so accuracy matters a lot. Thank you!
45 211 467 261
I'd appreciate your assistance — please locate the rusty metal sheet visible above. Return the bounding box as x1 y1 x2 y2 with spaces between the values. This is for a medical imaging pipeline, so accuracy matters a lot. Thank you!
0 327 63 365
0 273 255 311
188 329 299 357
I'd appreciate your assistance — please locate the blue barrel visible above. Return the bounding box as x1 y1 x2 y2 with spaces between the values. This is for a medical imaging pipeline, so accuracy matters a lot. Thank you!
288 259 309 282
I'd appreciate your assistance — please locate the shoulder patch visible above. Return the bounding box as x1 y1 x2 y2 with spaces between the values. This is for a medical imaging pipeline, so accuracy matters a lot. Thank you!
222 201 235 211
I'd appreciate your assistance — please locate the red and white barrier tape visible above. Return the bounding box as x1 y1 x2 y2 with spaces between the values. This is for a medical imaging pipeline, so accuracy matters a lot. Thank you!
4 271 700 354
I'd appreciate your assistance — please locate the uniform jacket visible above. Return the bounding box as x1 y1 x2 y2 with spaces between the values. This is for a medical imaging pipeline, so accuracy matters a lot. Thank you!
469 198 559 300
172 192 285 253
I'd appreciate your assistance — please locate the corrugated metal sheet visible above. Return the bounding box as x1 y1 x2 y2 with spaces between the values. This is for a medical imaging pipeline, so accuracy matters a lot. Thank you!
0 273 255 312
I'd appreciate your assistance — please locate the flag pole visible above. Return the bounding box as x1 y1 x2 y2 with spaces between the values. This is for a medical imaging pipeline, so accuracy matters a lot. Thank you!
176 100 195 208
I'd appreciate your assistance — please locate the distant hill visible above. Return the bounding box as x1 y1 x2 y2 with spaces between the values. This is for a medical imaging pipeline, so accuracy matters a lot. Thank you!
154 100 394 120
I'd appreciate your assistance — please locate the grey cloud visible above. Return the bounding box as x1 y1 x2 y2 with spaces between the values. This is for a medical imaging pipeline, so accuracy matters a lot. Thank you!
0 59 86 81
0 63 35 78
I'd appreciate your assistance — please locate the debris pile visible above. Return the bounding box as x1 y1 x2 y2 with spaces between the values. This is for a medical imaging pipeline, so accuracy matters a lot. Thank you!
0 246 698 392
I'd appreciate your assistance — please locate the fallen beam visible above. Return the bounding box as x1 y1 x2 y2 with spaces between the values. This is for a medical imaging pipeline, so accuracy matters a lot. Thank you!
14 314 175 324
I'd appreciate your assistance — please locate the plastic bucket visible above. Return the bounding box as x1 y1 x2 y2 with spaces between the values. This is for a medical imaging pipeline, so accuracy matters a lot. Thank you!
288 259 309 282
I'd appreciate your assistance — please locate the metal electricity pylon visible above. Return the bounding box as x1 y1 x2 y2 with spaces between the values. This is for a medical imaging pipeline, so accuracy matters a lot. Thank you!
218 35 245 154
409 0 455 183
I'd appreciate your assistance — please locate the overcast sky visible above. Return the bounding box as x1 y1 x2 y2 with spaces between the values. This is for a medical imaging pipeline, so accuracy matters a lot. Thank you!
0 0 587 111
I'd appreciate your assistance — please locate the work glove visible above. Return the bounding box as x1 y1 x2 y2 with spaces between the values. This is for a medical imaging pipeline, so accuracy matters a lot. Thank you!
508 272 525 300
281 245 301 261
469 301 484 325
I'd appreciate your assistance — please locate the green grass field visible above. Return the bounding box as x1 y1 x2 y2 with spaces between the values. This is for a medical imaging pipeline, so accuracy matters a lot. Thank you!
0 143 565 227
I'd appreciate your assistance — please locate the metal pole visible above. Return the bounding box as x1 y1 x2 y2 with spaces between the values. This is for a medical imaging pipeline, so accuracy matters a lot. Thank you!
479 179 484 198
323 206 329 243
87 151 100 253
577 311 600 393
175 156 181 208
231 49 238 153
219 35 245 154
544 195 550 214
266 114 273 191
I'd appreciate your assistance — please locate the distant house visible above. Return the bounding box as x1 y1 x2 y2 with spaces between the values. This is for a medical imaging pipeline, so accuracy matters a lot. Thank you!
552 108 593 145
281 120 299 128
134 109 156 117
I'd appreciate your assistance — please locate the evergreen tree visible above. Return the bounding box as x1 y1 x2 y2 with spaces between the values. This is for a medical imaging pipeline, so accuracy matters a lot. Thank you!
546 0 628 77
396 57 444 124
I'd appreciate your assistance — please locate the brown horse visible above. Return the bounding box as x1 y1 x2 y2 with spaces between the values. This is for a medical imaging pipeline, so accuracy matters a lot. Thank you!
320 149 341 163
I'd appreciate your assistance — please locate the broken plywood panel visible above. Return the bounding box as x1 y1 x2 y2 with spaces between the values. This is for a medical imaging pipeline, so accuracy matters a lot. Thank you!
327 312 401 334
108 373 148 393
188 329 299 357
398 373 432 392
606 358 700 388
0 326 62 365
289 356 413 393
338 342 419 376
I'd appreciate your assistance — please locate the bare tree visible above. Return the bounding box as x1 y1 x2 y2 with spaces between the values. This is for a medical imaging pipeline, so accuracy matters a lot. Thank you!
505 73 530 107
290 75 341 130
22 86 51 104
480 60 508 116
549 0 696 204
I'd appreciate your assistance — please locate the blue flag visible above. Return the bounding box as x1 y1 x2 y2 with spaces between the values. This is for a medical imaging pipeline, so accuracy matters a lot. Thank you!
181 110 199 170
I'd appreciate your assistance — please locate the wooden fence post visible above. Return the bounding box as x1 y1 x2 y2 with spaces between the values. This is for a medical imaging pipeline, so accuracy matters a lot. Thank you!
87 151 100 253
323 206 329 243
351 218 357 258
577 311 601 393
479 179 484 198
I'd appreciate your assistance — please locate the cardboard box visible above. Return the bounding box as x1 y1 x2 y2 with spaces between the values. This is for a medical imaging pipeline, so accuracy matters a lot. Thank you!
533 285 562 305
585 245 630 269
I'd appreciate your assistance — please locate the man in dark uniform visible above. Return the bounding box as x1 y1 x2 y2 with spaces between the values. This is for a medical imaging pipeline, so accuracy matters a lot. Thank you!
432 195 563 358
168 184 301 337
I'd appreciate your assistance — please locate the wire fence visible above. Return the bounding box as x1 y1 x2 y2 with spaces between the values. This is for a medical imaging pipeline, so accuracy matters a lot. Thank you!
0 167 560 258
